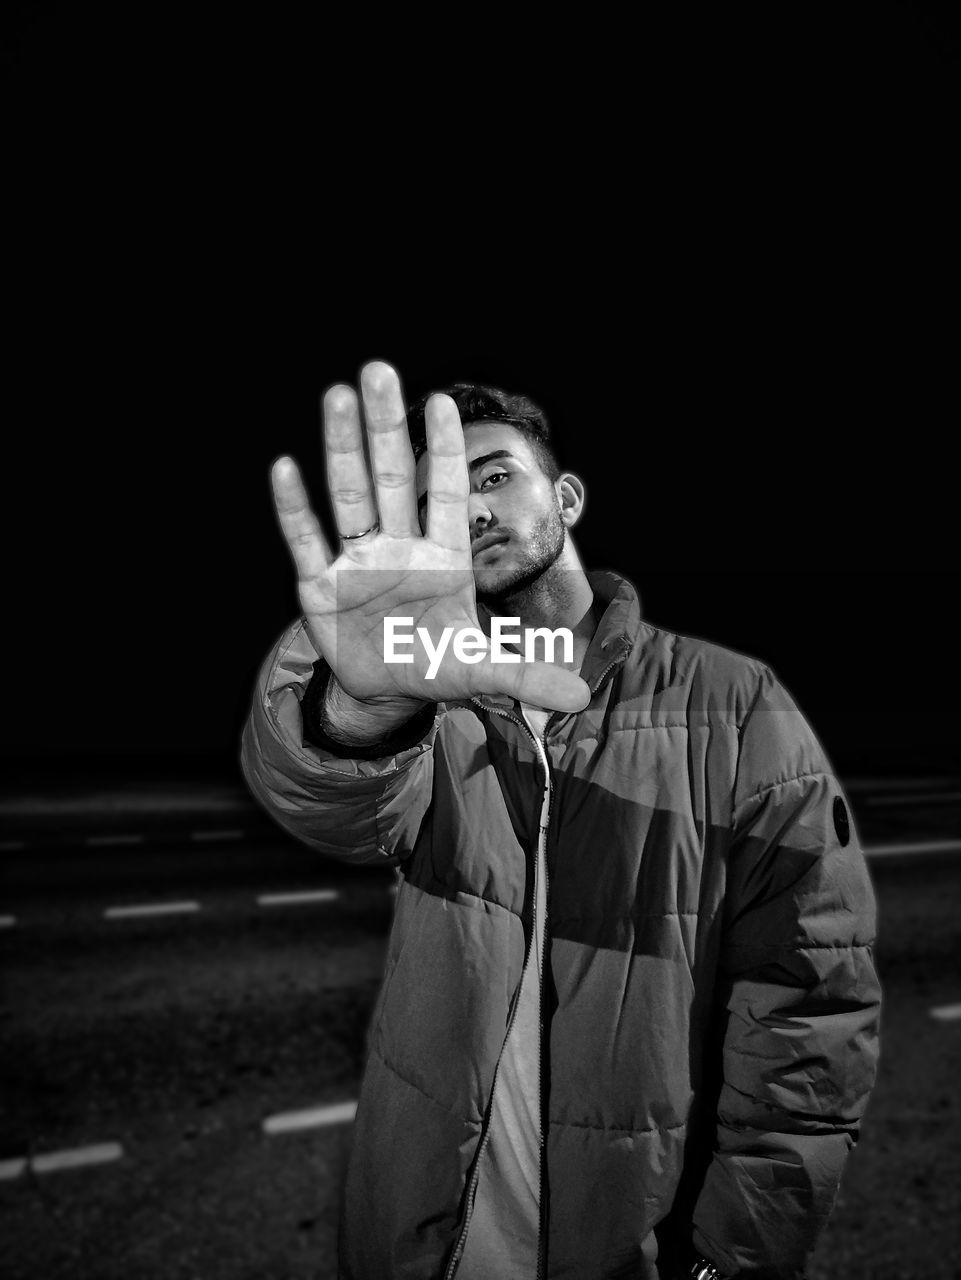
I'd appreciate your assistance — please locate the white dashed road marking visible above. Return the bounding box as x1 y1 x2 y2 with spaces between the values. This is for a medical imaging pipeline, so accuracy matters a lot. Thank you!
0 1143 125 1179
257 890 339 907
104 902 200 920
864 839 961 859
189 829 246 843
263 1101 357 1134
0 840 26 852
2 837 955 935
31 1143 124 1174
930 1003 961 1022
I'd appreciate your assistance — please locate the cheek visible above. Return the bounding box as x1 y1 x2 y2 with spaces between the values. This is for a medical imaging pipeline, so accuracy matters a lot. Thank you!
511 480 555 519
501 476 541 508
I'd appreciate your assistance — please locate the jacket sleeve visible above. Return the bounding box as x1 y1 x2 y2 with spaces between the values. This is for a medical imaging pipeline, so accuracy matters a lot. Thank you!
239 619 438 866
691 667 882 1279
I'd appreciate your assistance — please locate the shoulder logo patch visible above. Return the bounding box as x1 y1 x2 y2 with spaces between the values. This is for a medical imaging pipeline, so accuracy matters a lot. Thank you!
833 796 851 846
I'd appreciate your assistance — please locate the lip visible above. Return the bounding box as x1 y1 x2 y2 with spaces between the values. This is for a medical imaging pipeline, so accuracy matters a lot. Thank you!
471 533 509 558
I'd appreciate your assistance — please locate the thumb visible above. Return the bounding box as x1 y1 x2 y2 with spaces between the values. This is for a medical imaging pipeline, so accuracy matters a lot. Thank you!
475 658 592 714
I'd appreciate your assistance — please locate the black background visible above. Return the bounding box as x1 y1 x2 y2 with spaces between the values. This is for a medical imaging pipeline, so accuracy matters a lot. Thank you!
4 2 959 783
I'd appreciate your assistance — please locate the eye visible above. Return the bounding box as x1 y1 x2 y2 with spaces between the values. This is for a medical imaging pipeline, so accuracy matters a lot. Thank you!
479 470 508 490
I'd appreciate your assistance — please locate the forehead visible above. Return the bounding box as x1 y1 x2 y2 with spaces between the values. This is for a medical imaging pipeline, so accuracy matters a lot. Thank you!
414 421 536 494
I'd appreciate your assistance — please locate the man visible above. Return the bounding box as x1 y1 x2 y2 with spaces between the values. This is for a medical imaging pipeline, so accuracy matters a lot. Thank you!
241 361 881 1280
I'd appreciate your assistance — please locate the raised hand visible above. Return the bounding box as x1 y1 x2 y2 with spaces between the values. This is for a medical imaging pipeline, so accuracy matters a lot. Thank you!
270 361 591 714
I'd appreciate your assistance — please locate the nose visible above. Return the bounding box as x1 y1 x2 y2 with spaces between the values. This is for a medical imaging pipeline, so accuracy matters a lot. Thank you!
467 491 493 535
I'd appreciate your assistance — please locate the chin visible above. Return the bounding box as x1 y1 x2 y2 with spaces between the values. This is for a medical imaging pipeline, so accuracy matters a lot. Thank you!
472 566 518 598
473 564 541 601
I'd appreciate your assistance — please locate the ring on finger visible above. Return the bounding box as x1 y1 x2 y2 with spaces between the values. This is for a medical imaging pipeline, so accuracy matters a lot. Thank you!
340 521 380 541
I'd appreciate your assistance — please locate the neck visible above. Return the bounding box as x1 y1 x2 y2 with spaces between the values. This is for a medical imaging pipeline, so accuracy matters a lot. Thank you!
478 543 598 670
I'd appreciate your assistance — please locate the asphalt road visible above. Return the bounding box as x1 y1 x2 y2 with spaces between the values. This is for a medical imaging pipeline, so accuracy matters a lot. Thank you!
1 788 959 1280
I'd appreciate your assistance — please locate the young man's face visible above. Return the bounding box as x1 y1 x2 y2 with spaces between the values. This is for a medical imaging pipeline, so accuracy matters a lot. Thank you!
414 421 567 600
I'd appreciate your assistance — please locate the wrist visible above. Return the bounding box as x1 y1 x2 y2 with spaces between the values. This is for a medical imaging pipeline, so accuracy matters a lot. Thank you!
321 677 427 745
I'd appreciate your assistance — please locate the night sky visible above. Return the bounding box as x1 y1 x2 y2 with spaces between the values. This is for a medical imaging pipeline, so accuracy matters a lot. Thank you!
4 4 959 783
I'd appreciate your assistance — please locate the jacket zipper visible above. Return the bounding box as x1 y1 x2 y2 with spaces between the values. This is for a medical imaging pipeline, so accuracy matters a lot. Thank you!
446 649 630 1280
525 717 552 1280
444 701 551 1280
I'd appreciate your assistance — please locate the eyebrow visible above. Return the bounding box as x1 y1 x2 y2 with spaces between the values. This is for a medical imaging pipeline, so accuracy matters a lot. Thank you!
468 449 515 473
417 450 517 512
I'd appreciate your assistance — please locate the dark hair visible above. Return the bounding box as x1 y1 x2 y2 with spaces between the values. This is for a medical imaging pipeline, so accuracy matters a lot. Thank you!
406 382 561 483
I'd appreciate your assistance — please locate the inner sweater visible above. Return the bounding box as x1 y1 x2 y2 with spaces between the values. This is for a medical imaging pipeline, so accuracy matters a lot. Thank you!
456 700 552 1280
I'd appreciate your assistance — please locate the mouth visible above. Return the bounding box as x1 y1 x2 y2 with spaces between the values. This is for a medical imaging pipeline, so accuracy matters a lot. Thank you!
471 533 510 558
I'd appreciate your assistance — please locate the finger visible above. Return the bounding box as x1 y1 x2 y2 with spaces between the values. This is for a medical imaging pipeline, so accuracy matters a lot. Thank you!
271 455 333 581
323 383 379 540
424 392 470 553
359 361 419 538
473 658 592 715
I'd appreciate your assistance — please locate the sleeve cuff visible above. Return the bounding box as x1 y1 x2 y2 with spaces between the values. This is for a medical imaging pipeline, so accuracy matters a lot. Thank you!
300 659 438 760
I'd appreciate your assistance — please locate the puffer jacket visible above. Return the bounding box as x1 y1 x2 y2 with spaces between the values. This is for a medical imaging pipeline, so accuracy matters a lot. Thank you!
241 570 881 1280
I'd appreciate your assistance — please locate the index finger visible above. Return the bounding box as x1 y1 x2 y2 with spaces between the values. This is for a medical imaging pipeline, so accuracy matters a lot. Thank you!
424 393 470 553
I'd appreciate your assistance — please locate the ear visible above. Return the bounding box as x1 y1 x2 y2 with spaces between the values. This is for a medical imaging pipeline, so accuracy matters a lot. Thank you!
555 472 586 528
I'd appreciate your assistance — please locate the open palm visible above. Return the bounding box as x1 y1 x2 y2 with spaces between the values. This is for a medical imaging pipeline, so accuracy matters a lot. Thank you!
271 362 590 713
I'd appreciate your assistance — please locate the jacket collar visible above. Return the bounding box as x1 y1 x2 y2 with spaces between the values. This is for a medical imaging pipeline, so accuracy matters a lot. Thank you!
470 569 642 712
580 569 641 683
